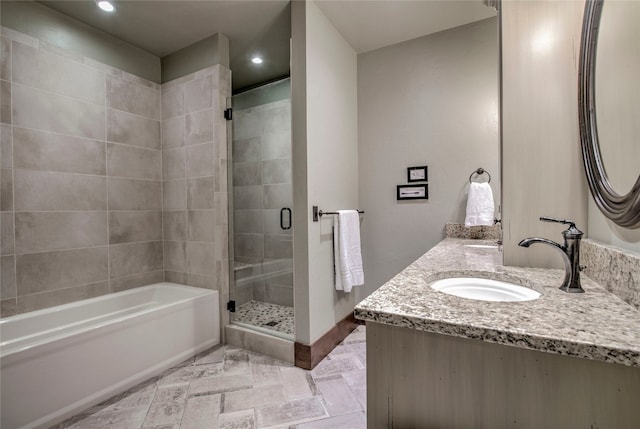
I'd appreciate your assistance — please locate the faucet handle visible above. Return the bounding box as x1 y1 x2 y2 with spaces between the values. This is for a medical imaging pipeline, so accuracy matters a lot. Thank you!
539 216 575 227
540 216 583 237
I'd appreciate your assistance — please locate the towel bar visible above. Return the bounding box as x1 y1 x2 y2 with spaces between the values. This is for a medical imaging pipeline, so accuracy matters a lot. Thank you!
312 206 365 222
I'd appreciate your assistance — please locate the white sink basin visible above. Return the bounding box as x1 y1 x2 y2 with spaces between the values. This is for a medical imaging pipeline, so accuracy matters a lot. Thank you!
430 277 540 302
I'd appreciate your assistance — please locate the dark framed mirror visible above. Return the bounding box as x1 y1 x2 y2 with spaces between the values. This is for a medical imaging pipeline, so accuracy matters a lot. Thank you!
578 0 640 228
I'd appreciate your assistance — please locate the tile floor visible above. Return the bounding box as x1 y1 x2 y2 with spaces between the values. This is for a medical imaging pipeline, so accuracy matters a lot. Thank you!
52 325 367 429
234 301 295 336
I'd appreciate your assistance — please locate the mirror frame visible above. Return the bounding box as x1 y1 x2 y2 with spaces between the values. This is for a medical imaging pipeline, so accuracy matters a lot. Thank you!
578 0 640 228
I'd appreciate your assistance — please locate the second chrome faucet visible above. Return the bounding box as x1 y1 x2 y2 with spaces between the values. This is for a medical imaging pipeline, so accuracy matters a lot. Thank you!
519 216 585 293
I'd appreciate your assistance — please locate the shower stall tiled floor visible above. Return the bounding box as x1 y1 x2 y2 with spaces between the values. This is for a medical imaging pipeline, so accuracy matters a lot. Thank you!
52 325 367 429
234 300 295 336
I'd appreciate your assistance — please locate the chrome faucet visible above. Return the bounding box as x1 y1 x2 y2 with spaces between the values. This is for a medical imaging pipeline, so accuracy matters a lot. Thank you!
518 217 585 293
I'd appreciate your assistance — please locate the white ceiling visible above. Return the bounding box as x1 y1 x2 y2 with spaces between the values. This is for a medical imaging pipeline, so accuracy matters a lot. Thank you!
37 0 292 91
315 0 496 54
35 0 496 91
39 1 291 58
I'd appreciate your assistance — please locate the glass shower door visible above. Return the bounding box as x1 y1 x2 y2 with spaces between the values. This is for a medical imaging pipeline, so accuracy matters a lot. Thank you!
229 79 294 340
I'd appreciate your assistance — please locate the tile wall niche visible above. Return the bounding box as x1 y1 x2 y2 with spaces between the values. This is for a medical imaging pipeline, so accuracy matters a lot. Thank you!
160 65 232 328
232 96 293 307
0 26 231 319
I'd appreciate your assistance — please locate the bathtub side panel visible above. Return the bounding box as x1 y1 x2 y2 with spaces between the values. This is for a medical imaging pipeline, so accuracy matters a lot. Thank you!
0 289 219 429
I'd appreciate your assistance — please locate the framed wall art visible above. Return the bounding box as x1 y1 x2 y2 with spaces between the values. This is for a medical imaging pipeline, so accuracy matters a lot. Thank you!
397 184 428 200
407 166 428 182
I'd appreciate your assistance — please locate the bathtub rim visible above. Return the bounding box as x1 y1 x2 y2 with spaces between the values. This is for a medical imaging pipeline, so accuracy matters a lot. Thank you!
0 282 217 360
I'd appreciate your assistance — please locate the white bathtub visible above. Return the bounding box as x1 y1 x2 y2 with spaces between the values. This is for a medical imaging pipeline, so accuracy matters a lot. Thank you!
0 282 220 429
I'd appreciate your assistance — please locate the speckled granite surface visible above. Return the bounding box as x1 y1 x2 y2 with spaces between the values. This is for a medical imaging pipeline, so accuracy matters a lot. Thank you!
355 238 640 367
582 239 640 310
445 222 501 240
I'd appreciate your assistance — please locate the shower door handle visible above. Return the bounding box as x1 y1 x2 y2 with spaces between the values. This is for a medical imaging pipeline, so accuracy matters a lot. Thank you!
280 208 292 230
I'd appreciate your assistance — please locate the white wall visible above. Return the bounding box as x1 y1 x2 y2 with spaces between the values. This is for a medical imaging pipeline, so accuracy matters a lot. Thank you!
501 0 588 268
358 18 499 293
292 0 359 345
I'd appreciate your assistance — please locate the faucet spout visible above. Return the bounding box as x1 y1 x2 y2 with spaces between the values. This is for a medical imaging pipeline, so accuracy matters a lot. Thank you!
518 238 573 289
518 237 563 251
518 217 585 293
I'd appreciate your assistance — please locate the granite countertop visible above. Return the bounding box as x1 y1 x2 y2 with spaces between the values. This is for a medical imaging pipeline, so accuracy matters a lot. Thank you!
354 238 640 367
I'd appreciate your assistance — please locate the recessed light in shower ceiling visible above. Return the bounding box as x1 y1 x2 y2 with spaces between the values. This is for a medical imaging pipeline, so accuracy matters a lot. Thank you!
251 57 264 65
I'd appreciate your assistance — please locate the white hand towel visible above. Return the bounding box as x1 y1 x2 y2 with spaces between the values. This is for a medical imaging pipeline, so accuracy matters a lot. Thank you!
334 210 364 292
333 222 344 291
465 182 495 227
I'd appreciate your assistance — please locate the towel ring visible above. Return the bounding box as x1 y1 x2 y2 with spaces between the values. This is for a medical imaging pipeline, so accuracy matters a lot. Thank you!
469 168 491 183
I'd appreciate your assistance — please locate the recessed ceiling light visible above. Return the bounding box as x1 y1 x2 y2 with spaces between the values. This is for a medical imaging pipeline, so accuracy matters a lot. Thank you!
97 1 115 12
251 57 263 65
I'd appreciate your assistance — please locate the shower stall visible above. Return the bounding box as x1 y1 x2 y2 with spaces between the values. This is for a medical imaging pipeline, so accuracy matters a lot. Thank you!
229 78 293 339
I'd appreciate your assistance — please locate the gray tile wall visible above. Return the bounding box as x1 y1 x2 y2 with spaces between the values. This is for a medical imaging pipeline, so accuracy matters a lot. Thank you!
232 97 293 307
0 28 164 317
161 65 231 329
0 28 231 322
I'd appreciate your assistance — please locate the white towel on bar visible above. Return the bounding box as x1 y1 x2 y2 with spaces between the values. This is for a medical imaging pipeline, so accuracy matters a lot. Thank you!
334 210 364 292
465 182 495 227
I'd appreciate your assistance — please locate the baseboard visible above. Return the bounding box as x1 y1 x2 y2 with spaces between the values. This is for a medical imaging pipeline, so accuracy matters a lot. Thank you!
294 312 360 370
